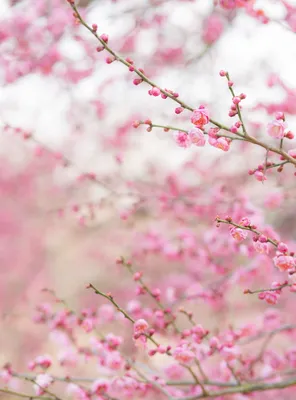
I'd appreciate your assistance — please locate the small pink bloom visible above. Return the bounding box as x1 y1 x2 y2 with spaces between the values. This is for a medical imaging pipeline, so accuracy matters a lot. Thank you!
211 137 231 152
230 227 248 242
202 14 224 45
264 292 278 305
92 379 110 395
188 128 206 147
208 127 220 138
173 347 195 365
106 352 123 370
34 355 52 369
253 241 269 254
105 333 122 350
221 346 240 361
81 318 94 333
58 349 78 367
267 120 286 139
209 336 220 349
240 217 251 227
191 106 210 128
174 131 191 148
254 171 267 182
33 374 53 396
273 255 295 272
134 319 149 334
278 242 288 254
165 364 185 380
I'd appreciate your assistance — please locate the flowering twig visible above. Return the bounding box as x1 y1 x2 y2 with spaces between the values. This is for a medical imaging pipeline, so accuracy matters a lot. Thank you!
87 283 209 395
215 217 279 247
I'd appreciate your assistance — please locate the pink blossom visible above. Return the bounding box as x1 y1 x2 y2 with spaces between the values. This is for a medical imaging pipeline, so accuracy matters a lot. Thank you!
267 120 286 139
253 241 269 254
92 379 110 395
209 137 231 152
208 127 220 138
191 106 210 128
173 347 195 365
57 348 78 367
81 317 94 333
106 352 123 370
133 318 149 334
164 364 184 380
202 14 224 45
259 291 278 305
273 255 295 272
230 227 248 242
33 355 52 370
254 171 267 182
105 333 123 350
278 242 288 254
174 131 191 148
221 346 240 361
33 374 53 396
188 128 206 147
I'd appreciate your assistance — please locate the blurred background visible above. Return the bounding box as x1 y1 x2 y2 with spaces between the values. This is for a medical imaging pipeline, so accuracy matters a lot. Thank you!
1 0 296 391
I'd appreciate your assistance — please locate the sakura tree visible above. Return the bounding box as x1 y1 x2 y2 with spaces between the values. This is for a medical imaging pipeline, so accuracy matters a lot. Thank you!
1 0 296 399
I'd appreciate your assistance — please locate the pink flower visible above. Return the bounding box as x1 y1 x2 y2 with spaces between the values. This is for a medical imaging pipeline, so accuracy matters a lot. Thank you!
106 352 123 370
253 241 269 254
188 128 206 147
134 319 149 334
81 317 94 333
164 364 185 380
174 131 191 148
202 14 224 45
34 355 52 370
221 346 240 361
208 127 220 138
267 120 286 139
173 347 195 365
273 255 295 272
210 137 231 152
92 379 110 395
57 348 78 367
33 374 53 396
254 171 267 182
259 292 278 305
191 106 210 128
278 242 288 254
105 333 123 350
230 227 248 242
